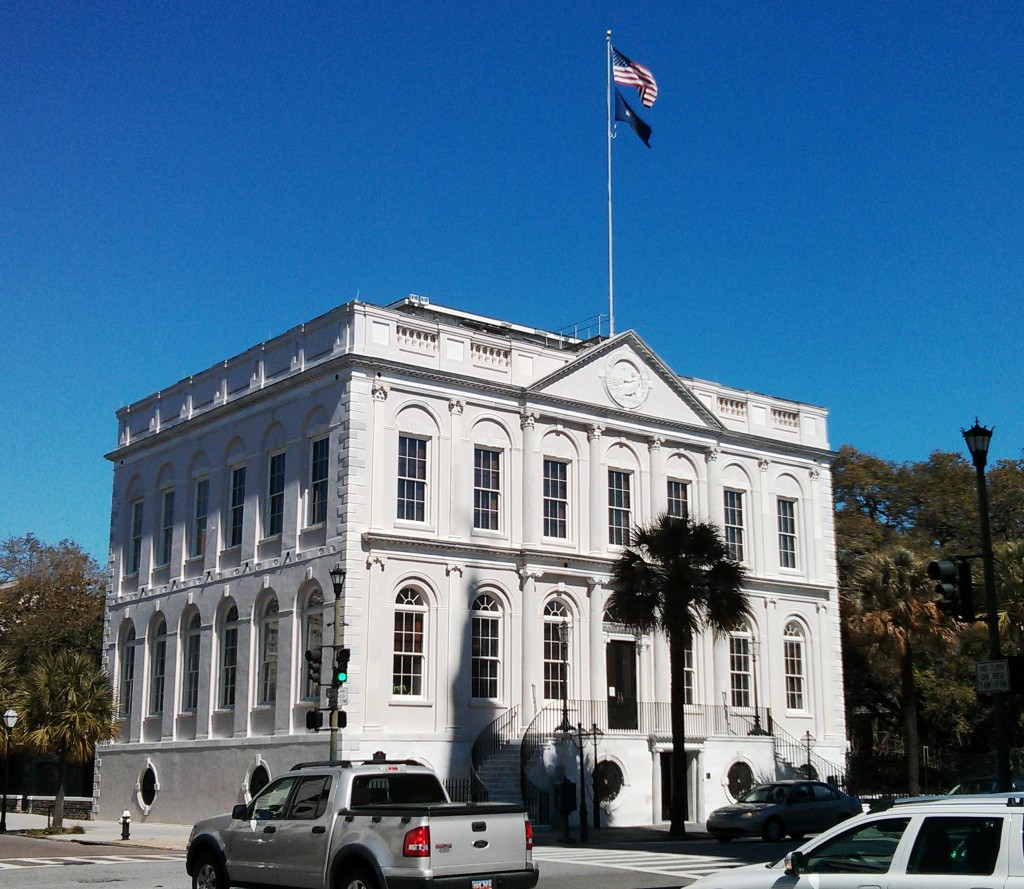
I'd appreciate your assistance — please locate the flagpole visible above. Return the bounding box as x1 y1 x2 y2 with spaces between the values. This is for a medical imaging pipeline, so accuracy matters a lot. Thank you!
606 30 615 337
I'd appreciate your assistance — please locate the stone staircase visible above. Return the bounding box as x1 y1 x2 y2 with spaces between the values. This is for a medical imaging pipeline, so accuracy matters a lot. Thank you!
475 739 523 804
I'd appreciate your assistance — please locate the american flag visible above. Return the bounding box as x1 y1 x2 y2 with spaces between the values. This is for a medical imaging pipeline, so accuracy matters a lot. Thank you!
612 47 658 108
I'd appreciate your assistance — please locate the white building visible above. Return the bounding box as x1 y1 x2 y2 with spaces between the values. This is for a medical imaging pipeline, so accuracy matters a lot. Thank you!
98 297 846 827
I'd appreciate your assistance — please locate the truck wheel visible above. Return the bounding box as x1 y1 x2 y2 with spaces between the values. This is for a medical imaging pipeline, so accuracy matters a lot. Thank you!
192 853 228 889
340 865 379 889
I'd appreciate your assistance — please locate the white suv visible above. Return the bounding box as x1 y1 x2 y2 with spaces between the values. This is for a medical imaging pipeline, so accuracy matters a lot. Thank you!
689 793 1024 888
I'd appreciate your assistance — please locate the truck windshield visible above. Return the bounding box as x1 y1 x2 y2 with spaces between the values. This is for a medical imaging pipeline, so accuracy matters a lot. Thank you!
351 774 448 806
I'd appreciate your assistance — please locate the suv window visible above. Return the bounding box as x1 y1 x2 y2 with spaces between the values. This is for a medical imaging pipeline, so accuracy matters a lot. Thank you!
812 784 838 802
288 776 332 820
350 773 447 806
907 816 1002 876
802 817 910 874
250 776 298 820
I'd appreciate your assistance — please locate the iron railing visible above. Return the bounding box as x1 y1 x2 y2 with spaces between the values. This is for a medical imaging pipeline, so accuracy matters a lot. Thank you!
470 706 520 801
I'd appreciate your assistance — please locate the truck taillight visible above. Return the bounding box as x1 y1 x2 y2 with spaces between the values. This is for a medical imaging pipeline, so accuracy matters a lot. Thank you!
525 818 533 851
403 825 431 857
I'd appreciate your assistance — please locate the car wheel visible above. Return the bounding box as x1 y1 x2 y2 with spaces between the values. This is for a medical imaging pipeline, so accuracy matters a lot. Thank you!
339 865 379 889
192 853 228 889
762 817 784 843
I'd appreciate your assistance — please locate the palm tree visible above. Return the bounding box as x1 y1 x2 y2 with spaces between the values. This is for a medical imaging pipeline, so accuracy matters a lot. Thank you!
20 650 118 830
845 547 957 795
608 514 750 836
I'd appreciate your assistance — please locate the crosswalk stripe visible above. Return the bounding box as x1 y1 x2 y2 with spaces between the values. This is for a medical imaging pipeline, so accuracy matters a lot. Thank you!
531 847 741 878
0 853 183 870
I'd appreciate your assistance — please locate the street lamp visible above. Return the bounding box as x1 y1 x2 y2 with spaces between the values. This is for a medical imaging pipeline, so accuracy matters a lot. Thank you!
590 723 604 829
749 637 769 736
1 708 18 833
557 620 573 733
962 420 1012 792
575 723 589 842
328 563 347 762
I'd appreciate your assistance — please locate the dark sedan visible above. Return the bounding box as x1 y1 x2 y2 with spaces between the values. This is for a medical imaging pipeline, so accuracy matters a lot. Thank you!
707 780 862 843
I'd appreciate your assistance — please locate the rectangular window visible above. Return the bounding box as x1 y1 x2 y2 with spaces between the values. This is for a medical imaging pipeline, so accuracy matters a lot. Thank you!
784 637 805 711
261 616 279 705
473 447 501 531
683 636 695 706
183 623 200 712
228 466 246 548
667 480 689 520
543 459 568 539
308 437 329 526
608 470 632 546
729 635 751 708
265 452 286 537
120 643 135 718
472 613 500 700
128 499 144 575
150 635 166 715
221 624 238 709
397 435 427 522
393 611 424 696
543 622 568 701
778 498 797 569
724 490 745 561
158 489 175 566
191 478 209 559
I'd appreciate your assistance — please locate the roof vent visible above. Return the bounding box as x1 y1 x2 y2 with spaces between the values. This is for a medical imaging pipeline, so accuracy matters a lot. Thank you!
408 294 430 306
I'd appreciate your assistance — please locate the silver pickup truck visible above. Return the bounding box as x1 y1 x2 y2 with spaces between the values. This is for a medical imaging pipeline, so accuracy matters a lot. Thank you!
186 759 540 889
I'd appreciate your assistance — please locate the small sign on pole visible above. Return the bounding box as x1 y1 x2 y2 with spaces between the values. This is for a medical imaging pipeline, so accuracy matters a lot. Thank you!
325 687 339 708
977 659 1009 693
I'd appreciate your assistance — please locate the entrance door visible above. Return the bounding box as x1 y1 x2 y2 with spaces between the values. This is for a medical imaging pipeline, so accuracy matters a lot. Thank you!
606 640 638 730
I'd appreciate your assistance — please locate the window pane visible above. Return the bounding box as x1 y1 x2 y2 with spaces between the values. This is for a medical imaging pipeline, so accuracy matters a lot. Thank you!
192 478 209 558
778 498 797 568
667 480 689 519
473 448 501 530
543 459 568 538
129 500 144 574
309 437 329 526
159 490 175 566
608 470 632 546
397 436 427 522
266 452 286 537
229 467 246 548
724 490 744 561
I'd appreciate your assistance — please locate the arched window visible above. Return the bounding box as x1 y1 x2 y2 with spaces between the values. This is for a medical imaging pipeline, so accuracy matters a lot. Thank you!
471 594 501 700
784 621 807 711
119 624 137 718
220 604 240 709
182 612 201 712
149 617 168 715
302 590 325 700
729 622 753 709
393 587 427 697
543 600 570 702
259 598 280 705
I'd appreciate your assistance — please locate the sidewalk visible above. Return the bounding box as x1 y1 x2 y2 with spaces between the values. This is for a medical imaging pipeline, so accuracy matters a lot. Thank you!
1 811 709 853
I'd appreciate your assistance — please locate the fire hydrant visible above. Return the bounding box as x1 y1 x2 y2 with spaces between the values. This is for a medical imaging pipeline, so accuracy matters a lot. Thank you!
120 809 131 840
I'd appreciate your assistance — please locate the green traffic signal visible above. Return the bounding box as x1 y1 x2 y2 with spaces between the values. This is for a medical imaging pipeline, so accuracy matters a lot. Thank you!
333 647 351 686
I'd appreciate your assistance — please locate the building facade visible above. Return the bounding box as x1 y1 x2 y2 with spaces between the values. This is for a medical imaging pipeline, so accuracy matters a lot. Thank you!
98 297 846 826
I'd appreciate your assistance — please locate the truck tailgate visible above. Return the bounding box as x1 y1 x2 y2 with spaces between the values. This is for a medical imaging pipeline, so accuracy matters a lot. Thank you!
425 805 530 876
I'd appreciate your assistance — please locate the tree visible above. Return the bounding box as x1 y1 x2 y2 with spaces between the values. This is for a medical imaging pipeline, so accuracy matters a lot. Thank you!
0 535 105 667
20 650 117 830
608 515 750 836
845 547 958 794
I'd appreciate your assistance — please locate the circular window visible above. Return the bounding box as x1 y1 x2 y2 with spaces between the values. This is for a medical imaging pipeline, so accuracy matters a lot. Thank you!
140 766 157 806
249 764 270 797
727 761 753 800
592 761 624 803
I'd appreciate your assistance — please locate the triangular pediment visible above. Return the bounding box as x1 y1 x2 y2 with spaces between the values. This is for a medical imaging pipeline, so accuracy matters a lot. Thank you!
527 332 723 430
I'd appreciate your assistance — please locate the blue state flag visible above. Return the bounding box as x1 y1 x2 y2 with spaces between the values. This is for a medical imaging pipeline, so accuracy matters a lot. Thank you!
614 88 651 148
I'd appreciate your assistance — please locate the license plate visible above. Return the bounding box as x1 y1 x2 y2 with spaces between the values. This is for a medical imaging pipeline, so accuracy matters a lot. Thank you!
472 880 492 889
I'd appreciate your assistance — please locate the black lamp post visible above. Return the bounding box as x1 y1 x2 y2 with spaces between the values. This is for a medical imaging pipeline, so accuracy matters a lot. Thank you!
962 420 1012 792
749 637 768 736
1 707 18 833
557 621 573 733
328 563 347 762
590 723 603 829
575 722 589 842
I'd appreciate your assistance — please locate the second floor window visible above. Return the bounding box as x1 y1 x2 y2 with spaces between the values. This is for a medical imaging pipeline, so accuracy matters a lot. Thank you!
393 587 426 696
228 466 246 548
543 459 568 539
128 499 144 575
191 478 209 559
150 618 167 715
608 470 632 546
308 437 329 526
471 594 501 700
220 605 239 709
158 489 175 566
778 498 797 569
473 448 500 530
724 490 745 561
182 613 201 712
397 436 427 522
667 480 689 519
265 452 286 537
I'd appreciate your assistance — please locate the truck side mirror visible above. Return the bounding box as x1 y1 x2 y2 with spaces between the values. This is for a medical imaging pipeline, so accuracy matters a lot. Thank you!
785 850 805 876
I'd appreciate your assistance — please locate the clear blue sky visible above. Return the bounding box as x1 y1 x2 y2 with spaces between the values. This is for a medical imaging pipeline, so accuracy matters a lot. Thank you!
3 2 1022 562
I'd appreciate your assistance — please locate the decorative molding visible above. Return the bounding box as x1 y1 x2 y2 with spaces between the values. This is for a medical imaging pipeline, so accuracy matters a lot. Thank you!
648 436 663 452
520 411 536 430
707 446 721 462
445 563 464 577
448 398 465 415
371 378 390 401
588 424 604 441
366 554 386 571
810 467 821 480
758 457 770 472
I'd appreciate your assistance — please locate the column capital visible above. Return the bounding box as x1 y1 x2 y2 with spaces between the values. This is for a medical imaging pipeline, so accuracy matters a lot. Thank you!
706 445 721 462
758 457 770 472
371 378 390 401
648 436 664 452
587 575 610 591
448 398 465 415
520 411 537 430
518 567 542 583
588 424 604 441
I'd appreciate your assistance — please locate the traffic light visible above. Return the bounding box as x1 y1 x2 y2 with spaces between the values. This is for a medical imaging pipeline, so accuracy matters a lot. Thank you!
305 710 324 731
927 557 974 623
333 647 351 687
305 648 323 689
337 710 348 729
